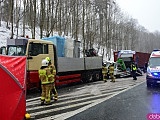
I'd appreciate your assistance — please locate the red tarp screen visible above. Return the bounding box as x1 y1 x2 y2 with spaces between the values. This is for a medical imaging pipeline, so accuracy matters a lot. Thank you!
0 55 26 120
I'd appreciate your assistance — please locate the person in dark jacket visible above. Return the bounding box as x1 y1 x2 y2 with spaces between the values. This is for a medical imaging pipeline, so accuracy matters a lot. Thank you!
143 62 148 73
131 62 137 80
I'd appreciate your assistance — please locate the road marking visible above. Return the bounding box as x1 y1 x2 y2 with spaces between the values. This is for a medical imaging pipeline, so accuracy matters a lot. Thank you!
26 78 145 120
53 81 145 120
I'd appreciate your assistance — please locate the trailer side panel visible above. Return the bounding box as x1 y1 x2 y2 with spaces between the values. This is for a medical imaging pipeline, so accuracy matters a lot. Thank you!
57 57 85 72
84 57 102 70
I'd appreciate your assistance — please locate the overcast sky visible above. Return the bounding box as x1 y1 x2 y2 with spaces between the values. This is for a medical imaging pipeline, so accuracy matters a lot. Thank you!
116 0 160 32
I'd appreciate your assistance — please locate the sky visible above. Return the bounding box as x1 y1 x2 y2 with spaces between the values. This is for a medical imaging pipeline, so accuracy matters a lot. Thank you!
116 0 160 32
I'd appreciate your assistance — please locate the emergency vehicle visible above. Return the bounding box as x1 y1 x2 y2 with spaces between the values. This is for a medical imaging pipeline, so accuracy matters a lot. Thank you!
146 50 160 87
0 37 103 90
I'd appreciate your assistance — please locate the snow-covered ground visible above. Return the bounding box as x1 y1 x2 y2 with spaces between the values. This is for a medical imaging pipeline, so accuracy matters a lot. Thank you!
0 21 41 47
0 21 114 62
0 22 11 47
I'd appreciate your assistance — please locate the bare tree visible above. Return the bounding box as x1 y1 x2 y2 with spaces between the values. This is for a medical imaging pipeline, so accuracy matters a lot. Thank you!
10 0 14 39
40 0 45 38
1 0 160 54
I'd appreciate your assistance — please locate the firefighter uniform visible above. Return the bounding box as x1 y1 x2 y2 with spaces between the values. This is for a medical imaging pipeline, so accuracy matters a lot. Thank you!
45 57 58 101
38 59 52 105
109 63 115 82
102 64 108 82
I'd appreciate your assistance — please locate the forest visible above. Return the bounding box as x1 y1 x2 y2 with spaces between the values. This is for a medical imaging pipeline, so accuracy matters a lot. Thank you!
0 0 160 59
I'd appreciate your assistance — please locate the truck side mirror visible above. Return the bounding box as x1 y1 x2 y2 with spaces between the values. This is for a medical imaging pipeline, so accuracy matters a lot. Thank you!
28 43 33 56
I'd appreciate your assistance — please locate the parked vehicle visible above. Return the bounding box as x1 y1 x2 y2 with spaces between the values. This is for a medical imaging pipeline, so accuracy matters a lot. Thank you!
0 37 103 90
113 50 150 78
146 50 160 87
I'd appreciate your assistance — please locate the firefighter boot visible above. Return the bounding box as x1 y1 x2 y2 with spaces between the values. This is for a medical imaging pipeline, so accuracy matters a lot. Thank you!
41 100 45 106
54 95 58 101
112 79 115 82
103 75 107 82
110 77 115 82
104 79 107 82
45 98 52 105
110 78 115 82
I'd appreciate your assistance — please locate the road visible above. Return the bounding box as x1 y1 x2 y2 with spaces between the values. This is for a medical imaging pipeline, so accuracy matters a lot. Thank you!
26 75 153 120
67 80 160 120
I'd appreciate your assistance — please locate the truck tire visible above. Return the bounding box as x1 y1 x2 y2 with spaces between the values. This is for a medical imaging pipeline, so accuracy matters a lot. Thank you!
85 71 93 82
81 71 93 83
93 71 101 81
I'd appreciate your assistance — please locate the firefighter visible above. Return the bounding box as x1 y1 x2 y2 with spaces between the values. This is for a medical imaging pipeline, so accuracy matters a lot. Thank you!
102 63 108 82
38 59 52 105
45 57 58 101
131 62 137 80
109 63 115 82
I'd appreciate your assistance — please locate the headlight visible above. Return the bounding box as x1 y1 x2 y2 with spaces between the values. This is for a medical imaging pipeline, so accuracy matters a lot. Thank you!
147 72 159 78
153 72 158 76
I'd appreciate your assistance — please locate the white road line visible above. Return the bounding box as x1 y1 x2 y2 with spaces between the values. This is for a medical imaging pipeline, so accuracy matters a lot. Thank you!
26 85 128 103
26 79 145 120
27 91 117 111
53 81 145 120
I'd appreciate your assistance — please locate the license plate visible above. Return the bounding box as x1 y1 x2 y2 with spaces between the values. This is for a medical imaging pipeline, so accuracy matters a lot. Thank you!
157 81 160 83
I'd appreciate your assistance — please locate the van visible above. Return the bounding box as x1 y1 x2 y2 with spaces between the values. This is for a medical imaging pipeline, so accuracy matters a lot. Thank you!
146 50 160 87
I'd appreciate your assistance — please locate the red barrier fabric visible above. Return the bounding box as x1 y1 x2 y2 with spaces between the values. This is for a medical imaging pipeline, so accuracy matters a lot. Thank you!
0 55 26 120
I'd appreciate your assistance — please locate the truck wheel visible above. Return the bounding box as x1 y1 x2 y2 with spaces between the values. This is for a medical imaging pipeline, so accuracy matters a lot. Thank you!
94 73 100 81
93 71 101 81
86 71 93 82
81 72 92 83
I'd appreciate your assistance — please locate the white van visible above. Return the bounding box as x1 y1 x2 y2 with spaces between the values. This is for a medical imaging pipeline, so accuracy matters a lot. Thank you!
146 50 160 87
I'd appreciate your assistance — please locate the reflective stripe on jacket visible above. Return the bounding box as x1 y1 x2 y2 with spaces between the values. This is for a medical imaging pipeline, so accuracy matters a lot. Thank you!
38 69 50 84
131 64 137 71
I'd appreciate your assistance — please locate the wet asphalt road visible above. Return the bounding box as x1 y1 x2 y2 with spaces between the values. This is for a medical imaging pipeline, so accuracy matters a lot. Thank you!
66 82 160 120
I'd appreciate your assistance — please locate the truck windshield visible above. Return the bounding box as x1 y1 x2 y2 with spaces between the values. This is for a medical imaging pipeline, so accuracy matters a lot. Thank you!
7 45 26 56
148 57 160 67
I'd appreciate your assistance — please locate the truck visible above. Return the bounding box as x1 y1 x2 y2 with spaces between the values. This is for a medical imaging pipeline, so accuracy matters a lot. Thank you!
113 50 150 78
146 50 160 87
0 37 103 90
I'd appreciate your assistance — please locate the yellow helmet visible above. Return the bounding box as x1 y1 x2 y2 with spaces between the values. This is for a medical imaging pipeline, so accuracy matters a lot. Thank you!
45 57 51 62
